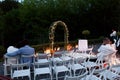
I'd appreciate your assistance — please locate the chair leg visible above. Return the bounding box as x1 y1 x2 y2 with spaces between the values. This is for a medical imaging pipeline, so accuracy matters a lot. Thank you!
56 73 58 80
73 70 75 76
69 69 72 76
50 74 52 80
34 74 36 80
4 66 7 76
29 75 31 80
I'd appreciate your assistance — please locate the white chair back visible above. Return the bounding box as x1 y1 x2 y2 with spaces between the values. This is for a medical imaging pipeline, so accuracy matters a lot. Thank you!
64 67 88 80
20 54 34 63
78 39 88 52
53 60 70 80
37 53 48 59
10 63 31 80
33 61 52 80
3 55 19 76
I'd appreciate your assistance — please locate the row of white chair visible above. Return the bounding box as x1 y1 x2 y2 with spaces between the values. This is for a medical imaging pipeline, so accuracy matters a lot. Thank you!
9 55 85 80
64 53 120 80
4 52 120 80
3 54 34 76
12 59 120 80
10 63 31 80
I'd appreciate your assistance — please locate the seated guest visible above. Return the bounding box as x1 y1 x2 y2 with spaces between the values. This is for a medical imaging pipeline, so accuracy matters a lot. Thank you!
4 46 19 64
97 37 117 65
7 46 19 53
5 39 35 64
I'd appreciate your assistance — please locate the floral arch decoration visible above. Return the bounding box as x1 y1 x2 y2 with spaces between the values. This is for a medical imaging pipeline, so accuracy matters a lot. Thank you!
49 21 69 50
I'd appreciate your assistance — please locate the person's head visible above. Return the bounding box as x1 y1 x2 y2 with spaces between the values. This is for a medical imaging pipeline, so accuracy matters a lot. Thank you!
102 37 110 45
16 39 29 48
112 28 116 32
112 29 115 31
7 46 18 53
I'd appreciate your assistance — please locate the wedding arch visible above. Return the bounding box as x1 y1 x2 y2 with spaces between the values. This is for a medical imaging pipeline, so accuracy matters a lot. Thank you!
49 21 69 50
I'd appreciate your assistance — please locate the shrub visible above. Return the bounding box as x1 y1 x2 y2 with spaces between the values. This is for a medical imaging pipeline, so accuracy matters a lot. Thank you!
0 45 6 62
82 30 90 39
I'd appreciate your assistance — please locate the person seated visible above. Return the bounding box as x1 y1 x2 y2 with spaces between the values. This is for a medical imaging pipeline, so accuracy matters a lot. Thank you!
7 46 19 53
4 46 19 64
5 39 35 64
97 37 117 65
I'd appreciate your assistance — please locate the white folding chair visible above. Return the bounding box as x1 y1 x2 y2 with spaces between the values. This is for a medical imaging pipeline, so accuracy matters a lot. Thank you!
33 61 52 80
78 39 88 53
81 57 98 72
85 66 107 80
54 51 63 58
99 69 120 80
20 54 34 64
52 60 71 80
111 64 120 75
60 54 72 68
10 63 31 80
81 54 108 75
83 52 120 80
64 67 88 80
20 54 35 75
36 53 49 64
83 69 102 80
96 64 120 80
64 76 78 80
70 58 86 76
3 55 19 76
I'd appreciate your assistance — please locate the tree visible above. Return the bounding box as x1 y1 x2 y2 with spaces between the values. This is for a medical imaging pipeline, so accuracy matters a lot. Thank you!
0 0 120 47
0 0 21 47
0 0 20 14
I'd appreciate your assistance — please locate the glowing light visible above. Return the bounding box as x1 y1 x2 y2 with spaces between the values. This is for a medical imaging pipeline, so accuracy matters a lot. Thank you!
67 44 72 51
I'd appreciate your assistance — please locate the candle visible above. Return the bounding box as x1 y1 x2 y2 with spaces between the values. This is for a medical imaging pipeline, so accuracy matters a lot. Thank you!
44 48 51 54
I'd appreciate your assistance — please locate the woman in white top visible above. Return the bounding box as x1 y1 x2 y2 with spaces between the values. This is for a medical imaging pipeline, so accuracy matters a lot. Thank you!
97 37 117 65
4 46 19 64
